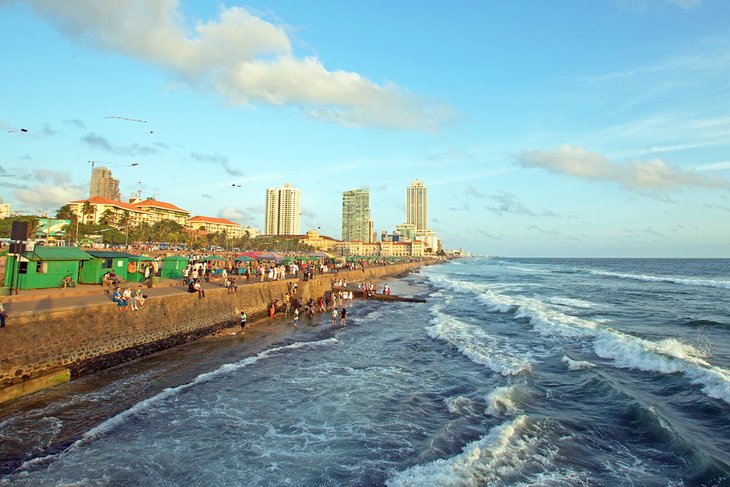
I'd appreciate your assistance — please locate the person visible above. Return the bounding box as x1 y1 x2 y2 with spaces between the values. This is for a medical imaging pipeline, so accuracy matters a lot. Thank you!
112 287 126 312
124 286 136 311
284 293 291 317
0 301 6 328
144 264 153 288
383 283 388 295
237 308 247 334
293 307 299 326
134 285 146 310
102 271 112 288
228 277 238 293
331 307 338 327
187 280 196 294
340 307 347 327
269 301 277 318
109 270 120 287
194 279 205 299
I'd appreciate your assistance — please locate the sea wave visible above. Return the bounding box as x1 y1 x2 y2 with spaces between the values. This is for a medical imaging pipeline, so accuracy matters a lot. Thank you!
428 273 730 406
484 385 520 417
561 355 596 371
386 416 529 487
593 331 730 405
588 269 730 290
445 396 478 416
427 307 532 376
16 338 339 471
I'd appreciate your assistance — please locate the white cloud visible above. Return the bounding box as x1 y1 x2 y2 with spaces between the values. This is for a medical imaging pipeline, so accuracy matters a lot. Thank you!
519 145 730 191
15 183 85 209
23 0 450 130
694 161 730 171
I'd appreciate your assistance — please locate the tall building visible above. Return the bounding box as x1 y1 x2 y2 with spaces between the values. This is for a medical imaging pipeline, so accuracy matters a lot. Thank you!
89 166 121 200
406 178 428 231
342 188 372 242
265 183 301 235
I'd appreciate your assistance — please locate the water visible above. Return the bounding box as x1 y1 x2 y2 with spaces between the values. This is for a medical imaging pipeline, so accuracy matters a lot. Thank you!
1 258 729 486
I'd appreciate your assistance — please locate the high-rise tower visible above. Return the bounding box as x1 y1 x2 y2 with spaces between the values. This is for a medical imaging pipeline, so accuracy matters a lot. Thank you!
342 188 371 242
406 179 428 231
89 166 121 200
265 183 301 235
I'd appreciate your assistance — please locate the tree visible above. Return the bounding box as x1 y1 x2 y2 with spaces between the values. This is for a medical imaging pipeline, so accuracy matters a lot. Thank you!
56 204 77 222
82 201 94 224
98 209 114 226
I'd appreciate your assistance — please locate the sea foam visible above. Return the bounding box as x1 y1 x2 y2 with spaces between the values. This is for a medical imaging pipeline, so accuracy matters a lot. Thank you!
428 273 730 407
588 269 730 290
561 355 596 371
17 338 339 471
386 416 529 487
428 307 532 376
484 385 520 417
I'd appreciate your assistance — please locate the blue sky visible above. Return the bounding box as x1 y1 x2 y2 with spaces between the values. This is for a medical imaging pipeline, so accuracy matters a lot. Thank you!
1 0 729 257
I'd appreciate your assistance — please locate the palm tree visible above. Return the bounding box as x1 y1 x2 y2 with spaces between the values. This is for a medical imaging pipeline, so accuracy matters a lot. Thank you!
98 209 114 226
82 201 93 224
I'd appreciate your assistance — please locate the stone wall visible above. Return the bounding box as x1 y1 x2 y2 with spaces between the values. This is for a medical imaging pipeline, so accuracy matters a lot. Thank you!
0 263 421 393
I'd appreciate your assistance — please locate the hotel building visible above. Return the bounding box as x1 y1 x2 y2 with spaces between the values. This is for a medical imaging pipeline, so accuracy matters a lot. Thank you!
265 183 301 235
342 188 372 243
406 179 428 231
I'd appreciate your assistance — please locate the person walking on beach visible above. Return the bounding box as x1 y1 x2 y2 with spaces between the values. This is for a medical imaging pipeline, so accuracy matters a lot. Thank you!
238 308 247 334
331 308 338 327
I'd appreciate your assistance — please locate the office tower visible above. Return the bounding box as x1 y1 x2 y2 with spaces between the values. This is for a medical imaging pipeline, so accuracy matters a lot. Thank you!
406 178 428 231
265 183 301 235
89 166 121 200
342 188 371 242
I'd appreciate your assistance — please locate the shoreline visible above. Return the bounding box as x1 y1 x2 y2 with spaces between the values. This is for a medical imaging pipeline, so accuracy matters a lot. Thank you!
0 261 435 404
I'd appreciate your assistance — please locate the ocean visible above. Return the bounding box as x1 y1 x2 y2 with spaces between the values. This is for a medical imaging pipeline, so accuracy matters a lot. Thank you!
1 258 729 486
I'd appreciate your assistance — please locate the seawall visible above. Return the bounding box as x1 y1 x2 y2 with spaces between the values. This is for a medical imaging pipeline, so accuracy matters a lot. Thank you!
0 262 423 403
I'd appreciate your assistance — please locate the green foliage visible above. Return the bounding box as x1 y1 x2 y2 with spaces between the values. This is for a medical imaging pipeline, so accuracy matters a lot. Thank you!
0 216 39 238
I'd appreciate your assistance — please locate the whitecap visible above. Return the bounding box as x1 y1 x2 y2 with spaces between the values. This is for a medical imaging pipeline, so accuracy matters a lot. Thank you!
588 269 730 290
427 309 532 376
17 337 339 471
561 355 596 371
386 416 529 487
484 385 519 417
444 396 477 416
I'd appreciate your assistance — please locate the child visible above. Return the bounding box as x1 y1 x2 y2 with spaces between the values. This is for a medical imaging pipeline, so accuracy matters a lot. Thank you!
239 309 247 334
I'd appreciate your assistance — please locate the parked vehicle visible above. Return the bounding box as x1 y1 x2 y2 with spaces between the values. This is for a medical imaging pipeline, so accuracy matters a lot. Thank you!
59 274 76 289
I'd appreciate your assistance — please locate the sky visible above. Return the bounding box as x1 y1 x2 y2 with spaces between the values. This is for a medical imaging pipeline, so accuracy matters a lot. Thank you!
1 0 729 257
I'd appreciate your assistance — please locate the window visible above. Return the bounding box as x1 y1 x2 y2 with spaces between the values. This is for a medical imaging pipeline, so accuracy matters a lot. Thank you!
102 258 113 269
36 262 48 274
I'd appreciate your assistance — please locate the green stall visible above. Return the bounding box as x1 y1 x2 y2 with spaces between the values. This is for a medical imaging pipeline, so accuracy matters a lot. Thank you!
127 255 155 283
161 255 188 280
79 251 134 285
4 247 92 290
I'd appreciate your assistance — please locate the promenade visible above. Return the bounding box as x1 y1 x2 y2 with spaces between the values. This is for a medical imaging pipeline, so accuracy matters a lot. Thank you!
0 261 426 402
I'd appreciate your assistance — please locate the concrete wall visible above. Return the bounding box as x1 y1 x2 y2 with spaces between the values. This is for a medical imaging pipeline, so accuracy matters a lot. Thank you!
0 263 421 395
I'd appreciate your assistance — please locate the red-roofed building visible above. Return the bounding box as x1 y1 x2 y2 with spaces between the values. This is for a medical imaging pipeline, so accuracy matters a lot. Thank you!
69 196 150 226
186 215 246 238
131 199 190 225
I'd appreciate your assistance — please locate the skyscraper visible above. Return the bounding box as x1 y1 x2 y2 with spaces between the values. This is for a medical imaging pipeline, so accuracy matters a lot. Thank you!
406 178 428 231
89 166 121 200
342 188 371 242
265 183 301 235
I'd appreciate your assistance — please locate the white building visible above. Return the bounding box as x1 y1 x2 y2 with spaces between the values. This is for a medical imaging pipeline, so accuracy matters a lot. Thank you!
342 188 372 243
406 179 428 231
265 183 301 235
89 166 121 200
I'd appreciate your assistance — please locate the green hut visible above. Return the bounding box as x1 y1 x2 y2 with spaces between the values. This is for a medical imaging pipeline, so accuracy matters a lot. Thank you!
79 251 135 285
161 255 188 280
4 246 92 290
127 255 155 283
